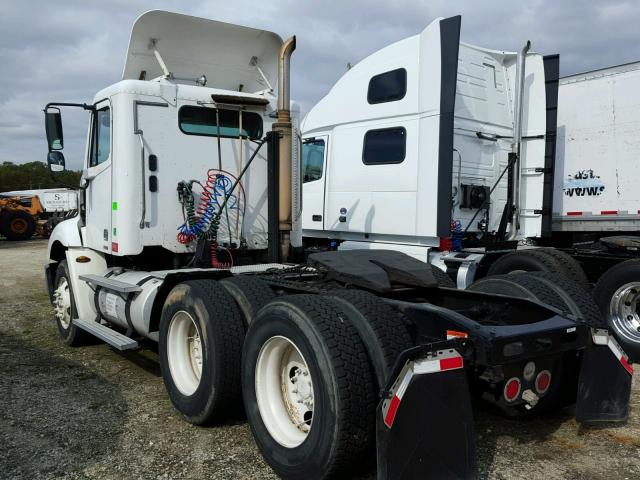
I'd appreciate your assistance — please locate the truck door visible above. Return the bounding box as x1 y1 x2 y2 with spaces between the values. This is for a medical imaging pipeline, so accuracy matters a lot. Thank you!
301 136 328 231
85 101 113 252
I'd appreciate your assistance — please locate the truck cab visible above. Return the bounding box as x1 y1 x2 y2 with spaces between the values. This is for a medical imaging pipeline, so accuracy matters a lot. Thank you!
45 10 297 264
301 18 551 259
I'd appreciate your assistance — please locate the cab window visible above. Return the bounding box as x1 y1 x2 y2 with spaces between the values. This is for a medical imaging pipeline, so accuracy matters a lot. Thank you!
90 107 111 166
362 127 406 165
367 68 407 104
179 106 263 139
302 139 325 183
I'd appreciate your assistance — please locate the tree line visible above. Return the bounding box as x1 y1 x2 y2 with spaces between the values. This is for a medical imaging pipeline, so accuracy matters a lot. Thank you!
0 162 81 192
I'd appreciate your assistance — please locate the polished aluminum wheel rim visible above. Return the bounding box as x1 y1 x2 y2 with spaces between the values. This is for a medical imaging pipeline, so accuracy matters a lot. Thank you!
610 282 640 344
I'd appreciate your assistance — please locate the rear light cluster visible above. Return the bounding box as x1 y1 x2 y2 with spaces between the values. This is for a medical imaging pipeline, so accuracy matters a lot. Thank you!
502 363 552 403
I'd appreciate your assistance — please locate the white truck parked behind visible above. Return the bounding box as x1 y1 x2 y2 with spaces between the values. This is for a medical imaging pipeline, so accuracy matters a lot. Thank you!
301 41 640 362
44 11 633 479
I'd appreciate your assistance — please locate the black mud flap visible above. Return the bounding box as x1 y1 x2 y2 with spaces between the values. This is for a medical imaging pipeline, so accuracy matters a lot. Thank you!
576 329 633 425
377 350 477 480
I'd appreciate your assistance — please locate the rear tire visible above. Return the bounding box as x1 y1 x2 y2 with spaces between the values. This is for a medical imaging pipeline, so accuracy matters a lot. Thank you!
1 210 36 241
469 272 601 326
220 275 275 327
327 289 413 392
242 295 375 480
537 248 589 287
159 280 245 425
522 271 602 327
53 260 91 346
430 264 456 287
594 260 640 362
487 249 569 278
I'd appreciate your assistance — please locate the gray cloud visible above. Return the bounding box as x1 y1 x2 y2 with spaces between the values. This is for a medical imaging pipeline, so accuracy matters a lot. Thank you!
1 0 638 170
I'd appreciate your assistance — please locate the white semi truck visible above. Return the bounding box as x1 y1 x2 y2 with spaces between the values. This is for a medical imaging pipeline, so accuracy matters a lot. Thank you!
44 11 633 479
301 43 640 363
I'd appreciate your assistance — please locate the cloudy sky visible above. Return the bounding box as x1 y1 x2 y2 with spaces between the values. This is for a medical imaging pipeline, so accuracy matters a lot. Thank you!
1 0 639 170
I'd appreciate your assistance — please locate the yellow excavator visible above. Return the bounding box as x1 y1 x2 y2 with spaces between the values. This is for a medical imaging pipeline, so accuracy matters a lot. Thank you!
0 195 47 241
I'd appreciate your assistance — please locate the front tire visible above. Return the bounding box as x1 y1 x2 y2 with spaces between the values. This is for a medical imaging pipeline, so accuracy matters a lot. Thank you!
53 260 90 346
242 295 376 480
159 280 245 425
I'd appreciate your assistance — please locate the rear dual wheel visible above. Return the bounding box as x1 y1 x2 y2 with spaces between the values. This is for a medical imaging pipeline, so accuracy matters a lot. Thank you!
160 282 407 478
242 295 378 480
159 280 245 425
469 271 602 327
594 259 640 363
487 248 589 287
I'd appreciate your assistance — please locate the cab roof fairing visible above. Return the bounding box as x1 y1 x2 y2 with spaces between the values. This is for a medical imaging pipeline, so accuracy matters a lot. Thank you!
300 17 521 135
122 10 284 95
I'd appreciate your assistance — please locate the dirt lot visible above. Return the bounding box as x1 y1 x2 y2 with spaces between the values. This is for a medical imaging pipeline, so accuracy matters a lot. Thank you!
1 239 640 480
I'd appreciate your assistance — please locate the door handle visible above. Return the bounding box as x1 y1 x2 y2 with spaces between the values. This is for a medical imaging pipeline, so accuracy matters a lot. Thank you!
312 215 322 222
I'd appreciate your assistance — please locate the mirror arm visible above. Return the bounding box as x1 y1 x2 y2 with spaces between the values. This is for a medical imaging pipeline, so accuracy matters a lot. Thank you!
44 102 95 112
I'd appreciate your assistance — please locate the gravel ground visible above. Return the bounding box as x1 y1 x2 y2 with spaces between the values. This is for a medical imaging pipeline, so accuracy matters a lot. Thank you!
1 239 639 480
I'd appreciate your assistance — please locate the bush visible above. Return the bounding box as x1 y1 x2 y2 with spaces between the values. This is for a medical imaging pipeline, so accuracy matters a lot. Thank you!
0 162 81 192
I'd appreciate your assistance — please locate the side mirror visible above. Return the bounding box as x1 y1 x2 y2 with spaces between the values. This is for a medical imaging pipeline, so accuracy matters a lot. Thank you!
47 151 66 172
45 107 64 151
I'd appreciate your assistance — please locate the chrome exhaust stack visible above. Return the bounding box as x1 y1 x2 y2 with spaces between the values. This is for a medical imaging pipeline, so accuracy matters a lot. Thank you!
508 40 531 240
272 36 296 261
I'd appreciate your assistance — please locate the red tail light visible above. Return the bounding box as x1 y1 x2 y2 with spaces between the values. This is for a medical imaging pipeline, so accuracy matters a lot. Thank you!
439 237 453 251
503 377 521 402
535 370 551 395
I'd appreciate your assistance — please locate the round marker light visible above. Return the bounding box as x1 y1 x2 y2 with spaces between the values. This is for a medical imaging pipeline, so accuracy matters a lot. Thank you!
535 370 551 395
523 361 536 381
503 377 521 403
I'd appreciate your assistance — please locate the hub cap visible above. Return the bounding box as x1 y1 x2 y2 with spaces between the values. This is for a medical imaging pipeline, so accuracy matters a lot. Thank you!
610 282 640 344
53 277 71 329
167 311 203 396
255 336 314 448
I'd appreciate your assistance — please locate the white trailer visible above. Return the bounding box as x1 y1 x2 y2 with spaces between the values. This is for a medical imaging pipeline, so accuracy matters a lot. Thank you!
301 44 640 362
2 189 78 213
554 61 640 230
43 11 633 479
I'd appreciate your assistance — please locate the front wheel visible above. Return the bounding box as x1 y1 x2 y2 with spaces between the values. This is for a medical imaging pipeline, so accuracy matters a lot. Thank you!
242 295 376 480
159 280 245 425
53 260 90 346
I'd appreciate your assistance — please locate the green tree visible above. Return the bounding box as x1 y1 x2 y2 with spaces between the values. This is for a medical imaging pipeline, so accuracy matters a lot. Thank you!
0 162 81 192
